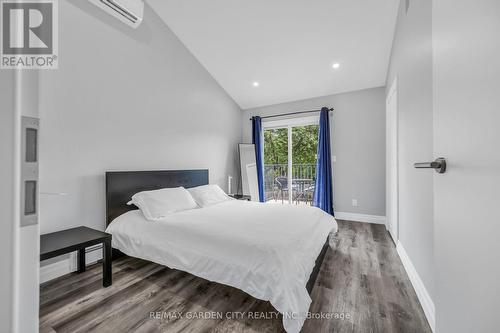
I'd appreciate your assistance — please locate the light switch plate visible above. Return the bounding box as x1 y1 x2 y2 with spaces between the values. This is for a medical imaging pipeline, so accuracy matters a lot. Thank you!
20 116 39 227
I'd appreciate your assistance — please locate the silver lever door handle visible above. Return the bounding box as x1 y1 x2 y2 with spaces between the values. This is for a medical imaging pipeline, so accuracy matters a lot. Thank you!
414 157 447 174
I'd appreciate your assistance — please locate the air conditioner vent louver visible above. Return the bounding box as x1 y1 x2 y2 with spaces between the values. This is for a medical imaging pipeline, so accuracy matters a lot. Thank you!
89 0 144 28
100 0 138 23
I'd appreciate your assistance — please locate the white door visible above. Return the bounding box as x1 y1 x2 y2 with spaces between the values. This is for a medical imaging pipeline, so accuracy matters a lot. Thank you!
433 1 500 332
386 78 398 242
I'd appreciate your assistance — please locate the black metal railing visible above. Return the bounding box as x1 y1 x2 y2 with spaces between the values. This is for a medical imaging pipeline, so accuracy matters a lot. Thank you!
263 163 316 204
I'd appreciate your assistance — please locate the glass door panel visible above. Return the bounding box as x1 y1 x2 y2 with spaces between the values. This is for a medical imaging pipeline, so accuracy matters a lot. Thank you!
291 124 319 205
263 128 289 203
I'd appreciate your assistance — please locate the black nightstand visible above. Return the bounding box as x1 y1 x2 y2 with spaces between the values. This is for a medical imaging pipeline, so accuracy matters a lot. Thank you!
229 194 251 201
40 226 112 287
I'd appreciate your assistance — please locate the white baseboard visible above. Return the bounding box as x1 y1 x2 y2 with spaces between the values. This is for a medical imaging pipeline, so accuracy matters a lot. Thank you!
40 245 103 284
334 211 386 224
40 258 73 284
86 244 104 264
396 241 435 332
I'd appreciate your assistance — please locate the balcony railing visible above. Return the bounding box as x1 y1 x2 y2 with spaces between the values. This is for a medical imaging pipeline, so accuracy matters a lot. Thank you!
263 163 316 204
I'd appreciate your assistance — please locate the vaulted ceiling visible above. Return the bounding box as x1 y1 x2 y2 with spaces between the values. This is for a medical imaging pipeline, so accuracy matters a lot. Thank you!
148 0 399 109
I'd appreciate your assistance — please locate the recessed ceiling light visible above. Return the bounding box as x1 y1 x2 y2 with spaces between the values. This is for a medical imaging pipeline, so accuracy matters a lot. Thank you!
253 82 260 87
332 63 340 69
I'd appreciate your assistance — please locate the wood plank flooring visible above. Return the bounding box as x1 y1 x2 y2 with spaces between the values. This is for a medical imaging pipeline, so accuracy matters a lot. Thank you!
40 220 432 333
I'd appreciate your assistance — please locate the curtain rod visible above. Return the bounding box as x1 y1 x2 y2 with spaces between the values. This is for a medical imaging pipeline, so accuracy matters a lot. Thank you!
249 108 334 121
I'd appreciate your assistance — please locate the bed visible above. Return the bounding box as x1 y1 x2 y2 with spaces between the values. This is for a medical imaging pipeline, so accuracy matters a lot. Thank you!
104 169 337 333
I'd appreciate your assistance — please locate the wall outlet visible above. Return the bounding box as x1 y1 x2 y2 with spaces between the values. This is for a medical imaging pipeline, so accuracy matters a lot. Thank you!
332 155 337 162
352 199 358 207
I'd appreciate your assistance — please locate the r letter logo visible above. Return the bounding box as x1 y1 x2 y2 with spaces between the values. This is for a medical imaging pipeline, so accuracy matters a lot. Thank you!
1 0 58 69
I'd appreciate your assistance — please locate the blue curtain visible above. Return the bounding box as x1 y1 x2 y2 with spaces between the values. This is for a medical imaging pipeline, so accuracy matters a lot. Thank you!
313 107 334 215
252 116 265 202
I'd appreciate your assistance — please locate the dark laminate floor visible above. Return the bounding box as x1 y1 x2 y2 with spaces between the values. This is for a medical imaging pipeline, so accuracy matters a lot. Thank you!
40 220 432 333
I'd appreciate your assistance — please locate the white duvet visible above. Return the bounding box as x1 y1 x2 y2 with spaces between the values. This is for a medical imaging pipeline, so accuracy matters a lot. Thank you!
106 200 337 333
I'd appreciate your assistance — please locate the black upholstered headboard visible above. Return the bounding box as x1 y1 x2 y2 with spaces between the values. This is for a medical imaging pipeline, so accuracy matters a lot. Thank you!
105 169 209 226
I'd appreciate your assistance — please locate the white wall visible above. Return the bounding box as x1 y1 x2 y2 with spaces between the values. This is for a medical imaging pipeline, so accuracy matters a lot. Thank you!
242 87 386 217
433 1 500 332
0 69 15 333
38 0 242 256
386 0 435 304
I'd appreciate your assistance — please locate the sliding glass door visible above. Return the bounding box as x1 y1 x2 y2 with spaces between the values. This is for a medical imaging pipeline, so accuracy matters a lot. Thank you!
263 117 319 205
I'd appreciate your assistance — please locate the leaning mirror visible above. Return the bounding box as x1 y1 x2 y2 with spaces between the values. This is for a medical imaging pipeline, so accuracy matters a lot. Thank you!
238 144 259 201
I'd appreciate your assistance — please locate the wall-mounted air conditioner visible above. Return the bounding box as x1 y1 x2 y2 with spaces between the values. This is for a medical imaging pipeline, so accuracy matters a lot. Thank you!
89 0 144 28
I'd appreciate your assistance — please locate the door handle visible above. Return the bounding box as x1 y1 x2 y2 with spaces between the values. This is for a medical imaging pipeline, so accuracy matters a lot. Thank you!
414 157 447 174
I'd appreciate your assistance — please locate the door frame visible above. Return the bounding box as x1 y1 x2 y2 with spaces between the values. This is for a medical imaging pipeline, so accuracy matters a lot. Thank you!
262 115 319 204
386 77 399 243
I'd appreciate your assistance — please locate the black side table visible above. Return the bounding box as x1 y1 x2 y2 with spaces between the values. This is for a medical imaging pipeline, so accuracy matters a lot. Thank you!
229 194 252 201
40 226 112 287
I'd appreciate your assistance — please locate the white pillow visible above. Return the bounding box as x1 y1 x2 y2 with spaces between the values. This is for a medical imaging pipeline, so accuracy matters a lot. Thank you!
127 187 198 221
187 184 233 208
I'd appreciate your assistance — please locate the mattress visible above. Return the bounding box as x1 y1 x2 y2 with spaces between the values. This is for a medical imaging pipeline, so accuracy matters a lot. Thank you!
106 200 337 333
